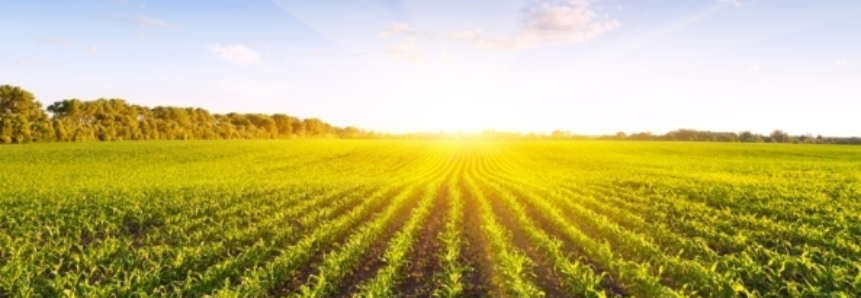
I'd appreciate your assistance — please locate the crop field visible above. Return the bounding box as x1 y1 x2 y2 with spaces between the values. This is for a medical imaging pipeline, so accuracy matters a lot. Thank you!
1 141 861 297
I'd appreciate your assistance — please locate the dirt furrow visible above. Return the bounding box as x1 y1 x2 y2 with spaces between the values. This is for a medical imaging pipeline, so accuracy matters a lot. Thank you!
481 184 573 298
274 184 411 296
396 182 450 297
458 179 492 297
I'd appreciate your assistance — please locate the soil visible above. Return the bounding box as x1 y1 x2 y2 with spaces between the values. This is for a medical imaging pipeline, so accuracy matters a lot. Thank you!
395 182 449 297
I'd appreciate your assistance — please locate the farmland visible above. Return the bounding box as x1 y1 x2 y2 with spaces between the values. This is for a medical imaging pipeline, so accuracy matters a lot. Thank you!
1 141 861 297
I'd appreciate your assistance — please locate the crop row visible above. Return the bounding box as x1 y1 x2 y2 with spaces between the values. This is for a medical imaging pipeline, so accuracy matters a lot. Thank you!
2 141 860 297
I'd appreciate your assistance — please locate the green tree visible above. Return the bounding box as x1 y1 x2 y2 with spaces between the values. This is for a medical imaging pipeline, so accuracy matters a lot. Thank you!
337 126 361 139
770 130 790 143
292 119 307 138
304 118 325 138
272 114 295 138
0 85 51 143
0 115 13 144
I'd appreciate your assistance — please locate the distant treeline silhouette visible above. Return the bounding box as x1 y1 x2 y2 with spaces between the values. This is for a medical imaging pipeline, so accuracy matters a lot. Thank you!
395 130 861 144
582 130 860 144
1 84 859 144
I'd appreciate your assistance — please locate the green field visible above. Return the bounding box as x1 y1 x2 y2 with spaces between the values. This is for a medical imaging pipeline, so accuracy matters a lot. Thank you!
1 141 860 297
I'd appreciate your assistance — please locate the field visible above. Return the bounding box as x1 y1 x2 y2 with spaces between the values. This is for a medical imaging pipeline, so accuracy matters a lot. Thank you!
1 141 860 297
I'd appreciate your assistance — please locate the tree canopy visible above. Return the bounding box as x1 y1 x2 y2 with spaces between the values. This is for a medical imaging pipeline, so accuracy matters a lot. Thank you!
0 85 53 144
0 85 380 144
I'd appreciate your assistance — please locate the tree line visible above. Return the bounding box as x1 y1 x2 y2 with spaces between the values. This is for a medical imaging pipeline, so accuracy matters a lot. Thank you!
0 85 385 144
390 130 861 144
2 84 858 145
591 129 861 144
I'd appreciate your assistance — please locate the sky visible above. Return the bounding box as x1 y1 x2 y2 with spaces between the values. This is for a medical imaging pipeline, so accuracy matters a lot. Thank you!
1 0 860 136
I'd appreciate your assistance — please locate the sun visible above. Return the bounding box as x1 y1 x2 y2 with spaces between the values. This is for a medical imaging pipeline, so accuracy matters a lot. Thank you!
418 101 509 133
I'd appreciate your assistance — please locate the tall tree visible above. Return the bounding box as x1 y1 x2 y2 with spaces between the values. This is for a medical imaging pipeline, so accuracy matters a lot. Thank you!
0 85 51 143
770 130 790 143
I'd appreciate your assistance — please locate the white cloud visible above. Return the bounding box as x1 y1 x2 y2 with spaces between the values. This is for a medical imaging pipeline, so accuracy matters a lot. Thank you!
380 23 416 37
836 60 848 67
447 29 484 42
386 37 424 63
208 44 262 66
524 6 596 37
450 2 619 51
89 45 100 53
748 64 761 72
379 23 427 63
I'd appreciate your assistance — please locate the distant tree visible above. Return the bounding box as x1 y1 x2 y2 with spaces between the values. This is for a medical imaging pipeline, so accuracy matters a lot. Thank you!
337 126 361 139
304 118 327 138
667 129 699 141
770 130 790 143
291 119 306 138
550 130 571 140
271 114 295 138
1 85 44 118
630 132 653 141
246 114 277 139
739 131 754 142
716 133 738 142
2 85 351 144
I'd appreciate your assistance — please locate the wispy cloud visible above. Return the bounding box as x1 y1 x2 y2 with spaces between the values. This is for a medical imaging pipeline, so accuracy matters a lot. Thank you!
137 15 170 27
836 60 848 67
207 43 261 66
386 37 425 63
718 0 753 8
380 23 426 63
380 23 416 38
748 64 761 72
89 45 101 53
99 15 171 28
449 1 619 51
40 37 72 45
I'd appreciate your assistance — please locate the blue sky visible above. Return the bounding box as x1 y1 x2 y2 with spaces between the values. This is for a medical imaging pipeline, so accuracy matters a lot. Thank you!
1 0 859 135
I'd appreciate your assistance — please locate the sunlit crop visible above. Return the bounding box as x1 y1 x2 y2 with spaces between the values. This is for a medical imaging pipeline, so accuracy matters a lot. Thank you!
1 141 860 297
